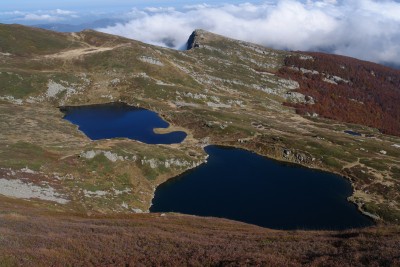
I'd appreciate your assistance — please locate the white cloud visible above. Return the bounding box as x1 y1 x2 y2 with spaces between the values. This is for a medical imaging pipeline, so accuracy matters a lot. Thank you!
97 0 400 66
143 7 176 13
7 9 78 22
22 14 59 21
53 9 76 16
0 10 25 15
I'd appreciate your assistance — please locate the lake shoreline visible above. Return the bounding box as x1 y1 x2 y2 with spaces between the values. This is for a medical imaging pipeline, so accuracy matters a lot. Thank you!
150 145 375 230
59 102 378 227
211 142 381 223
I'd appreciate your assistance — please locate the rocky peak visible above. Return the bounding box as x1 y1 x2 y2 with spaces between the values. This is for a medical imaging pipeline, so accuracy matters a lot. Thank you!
186 29 204 50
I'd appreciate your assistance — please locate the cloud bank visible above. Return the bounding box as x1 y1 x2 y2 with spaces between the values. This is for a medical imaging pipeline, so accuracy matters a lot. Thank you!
0 9 78 22
97 0 400 66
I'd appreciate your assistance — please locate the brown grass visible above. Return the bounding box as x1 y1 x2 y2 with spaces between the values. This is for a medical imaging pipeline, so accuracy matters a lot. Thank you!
0 199 399 266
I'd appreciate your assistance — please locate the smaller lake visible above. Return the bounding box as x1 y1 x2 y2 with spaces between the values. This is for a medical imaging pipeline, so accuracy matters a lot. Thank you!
151 146 373 230
344 130 362 136
61 103 187 144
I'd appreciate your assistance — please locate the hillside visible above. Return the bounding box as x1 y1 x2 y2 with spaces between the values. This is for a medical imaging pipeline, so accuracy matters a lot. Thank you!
0 24 399 264
0 198 399 266
0 24 82 56
279 52 400 136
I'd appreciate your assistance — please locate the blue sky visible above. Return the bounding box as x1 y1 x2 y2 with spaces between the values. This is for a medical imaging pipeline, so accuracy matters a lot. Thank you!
0 0 266 25
0 0 264 12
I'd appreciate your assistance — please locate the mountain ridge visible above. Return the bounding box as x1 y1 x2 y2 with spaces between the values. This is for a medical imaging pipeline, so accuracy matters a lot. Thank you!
0 23 399 264
0 23 399 220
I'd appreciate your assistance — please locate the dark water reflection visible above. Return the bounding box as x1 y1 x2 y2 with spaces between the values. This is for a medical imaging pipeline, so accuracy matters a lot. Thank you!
62 103 186 144
151 146 373 230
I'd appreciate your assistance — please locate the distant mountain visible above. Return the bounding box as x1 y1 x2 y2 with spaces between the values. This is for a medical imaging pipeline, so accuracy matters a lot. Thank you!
34 18 125 32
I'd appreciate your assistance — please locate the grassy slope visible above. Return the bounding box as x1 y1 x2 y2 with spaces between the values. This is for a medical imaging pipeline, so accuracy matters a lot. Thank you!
279 52 400 136
0 24 81 56
0 199 399 266
1 25 399 218
0 25 399 263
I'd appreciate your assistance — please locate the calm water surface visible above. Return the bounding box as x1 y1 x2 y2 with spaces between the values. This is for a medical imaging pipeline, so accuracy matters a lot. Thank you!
151 146 373 230
62 104 372 230
344 130 362 136
62 103 187 144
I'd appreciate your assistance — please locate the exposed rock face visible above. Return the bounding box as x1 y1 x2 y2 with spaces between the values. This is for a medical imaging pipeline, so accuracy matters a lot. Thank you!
186 30 202 50
285 91 315 104
80 150 125 162
252 80 314 104
47 80 73 98
0 95 23 105
0 178 69 204
282 148 314 164
138 56 164 66
141 157 203 169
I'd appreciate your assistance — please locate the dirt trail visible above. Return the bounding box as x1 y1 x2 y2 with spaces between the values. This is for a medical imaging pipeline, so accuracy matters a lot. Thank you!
343 158 361 169
44 46 117 60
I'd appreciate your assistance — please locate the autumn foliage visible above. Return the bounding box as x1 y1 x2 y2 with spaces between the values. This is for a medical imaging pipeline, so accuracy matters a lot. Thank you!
278 52 400 136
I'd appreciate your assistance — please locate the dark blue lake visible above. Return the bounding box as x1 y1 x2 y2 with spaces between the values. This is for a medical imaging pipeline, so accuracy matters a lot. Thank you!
61 103 187 144
345 130 362 136
151 146 373 230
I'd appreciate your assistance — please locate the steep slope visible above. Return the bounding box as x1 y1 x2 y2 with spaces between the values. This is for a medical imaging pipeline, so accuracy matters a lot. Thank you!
279 52 400 136
0 25 399 225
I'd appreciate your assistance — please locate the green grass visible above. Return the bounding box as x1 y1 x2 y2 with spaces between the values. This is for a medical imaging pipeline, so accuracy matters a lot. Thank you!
364 202 400 223
0 256 18 267
321 157 343 169
0 71 82 99
391 166 400 180
115 173 131 190
360 158 389 172
0 72 48 98
84 154 113 175
80 30 132 47
305 141 357 164
80 182 113 192
140 164 159 181
0 141 53 171
0 24 81 56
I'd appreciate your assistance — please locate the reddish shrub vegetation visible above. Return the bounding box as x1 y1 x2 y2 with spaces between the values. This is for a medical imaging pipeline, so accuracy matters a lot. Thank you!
278 52 400 136
0 199 399 266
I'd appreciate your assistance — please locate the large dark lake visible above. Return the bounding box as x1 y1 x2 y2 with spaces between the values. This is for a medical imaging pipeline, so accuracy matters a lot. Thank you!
151 146 373 230
62 103 372 230
61 103 187 144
